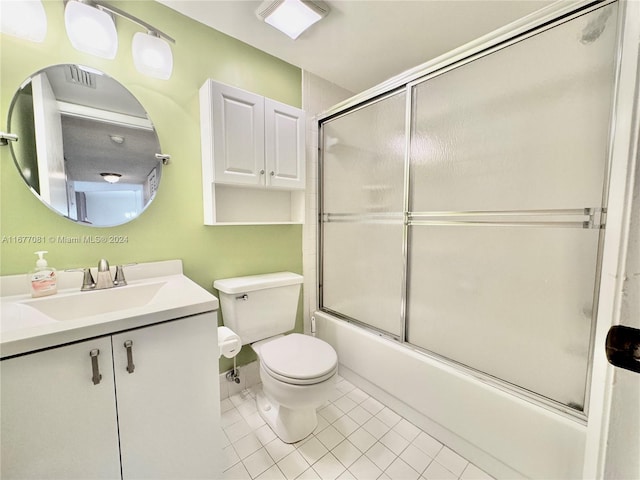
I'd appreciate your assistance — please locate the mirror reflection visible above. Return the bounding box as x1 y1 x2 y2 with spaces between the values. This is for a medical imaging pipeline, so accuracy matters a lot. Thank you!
8 64 163 227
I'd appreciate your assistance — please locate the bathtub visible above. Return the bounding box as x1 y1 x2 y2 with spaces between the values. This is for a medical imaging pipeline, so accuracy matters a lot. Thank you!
314 310 587 479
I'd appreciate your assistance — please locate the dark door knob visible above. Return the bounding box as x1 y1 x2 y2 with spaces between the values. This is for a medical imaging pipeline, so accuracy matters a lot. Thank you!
605 325 640 374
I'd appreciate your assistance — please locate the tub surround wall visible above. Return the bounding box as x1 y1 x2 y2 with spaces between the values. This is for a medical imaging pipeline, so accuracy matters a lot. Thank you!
0 1 303 373
315 311 586 479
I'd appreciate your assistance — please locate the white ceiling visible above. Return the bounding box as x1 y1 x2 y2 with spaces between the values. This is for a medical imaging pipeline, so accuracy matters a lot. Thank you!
159 0 554 93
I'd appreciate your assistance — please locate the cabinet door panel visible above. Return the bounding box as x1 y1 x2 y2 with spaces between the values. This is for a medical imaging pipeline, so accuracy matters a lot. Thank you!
113 314 221 480
211 82 265 186
265 98 305 189
1 338 120 479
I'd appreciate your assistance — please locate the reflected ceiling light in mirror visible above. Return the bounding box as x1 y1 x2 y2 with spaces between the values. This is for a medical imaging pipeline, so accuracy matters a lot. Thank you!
0 0 47 42
65 0 118 59
132 32 173 80
256 0 329 40
100 172 122 183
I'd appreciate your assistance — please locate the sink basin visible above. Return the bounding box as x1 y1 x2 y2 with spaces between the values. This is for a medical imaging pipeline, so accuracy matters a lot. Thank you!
0 260 219 358
22 281 166 322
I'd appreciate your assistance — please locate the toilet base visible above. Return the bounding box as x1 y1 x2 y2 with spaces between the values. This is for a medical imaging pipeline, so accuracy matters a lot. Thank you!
256 388 317 444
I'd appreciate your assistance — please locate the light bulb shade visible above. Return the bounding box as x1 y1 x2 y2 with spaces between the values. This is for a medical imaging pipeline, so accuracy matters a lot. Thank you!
65 0 117 59
132 32 173 80
0 0 47 42
260 0 325 40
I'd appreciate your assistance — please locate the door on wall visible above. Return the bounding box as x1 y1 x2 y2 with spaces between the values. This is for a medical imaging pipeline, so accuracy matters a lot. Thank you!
32 71 68 216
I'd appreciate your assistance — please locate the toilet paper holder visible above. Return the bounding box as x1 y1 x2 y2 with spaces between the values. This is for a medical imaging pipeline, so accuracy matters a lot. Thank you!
218 326 241 359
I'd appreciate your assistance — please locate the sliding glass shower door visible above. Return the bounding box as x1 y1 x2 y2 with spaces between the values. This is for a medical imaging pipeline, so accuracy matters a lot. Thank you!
319 2 619 413
321 91 406 338
406 3 617 410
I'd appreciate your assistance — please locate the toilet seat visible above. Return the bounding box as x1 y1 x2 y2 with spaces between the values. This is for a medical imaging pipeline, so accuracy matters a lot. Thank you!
259 334 338 386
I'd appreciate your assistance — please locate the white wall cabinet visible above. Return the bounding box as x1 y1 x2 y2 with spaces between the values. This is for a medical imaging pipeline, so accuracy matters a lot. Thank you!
0 313 220 480
200 79 305 224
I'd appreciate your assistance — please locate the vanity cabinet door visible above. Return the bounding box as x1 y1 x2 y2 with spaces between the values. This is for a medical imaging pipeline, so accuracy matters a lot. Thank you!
0 338 121 480
265 98 305 189
112 313 221 480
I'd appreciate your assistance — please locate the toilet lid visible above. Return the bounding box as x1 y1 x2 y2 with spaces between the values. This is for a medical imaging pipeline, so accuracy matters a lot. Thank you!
260 333 338 383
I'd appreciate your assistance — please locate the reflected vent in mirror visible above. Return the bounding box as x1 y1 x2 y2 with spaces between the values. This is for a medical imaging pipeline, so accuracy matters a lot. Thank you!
65 65 97 89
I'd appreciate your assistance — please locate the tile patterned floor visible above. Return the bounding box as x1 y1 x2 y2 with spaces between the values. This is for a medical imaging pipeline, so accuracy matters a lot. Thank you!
221 375 495 480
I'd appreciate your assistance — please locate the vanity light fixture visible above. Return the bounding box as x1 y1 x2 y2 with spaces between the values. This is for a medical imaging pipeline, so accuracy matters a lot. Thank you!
64 0 175 79
132 31 173 80
256 0 329 40
100 172 122 183
65 0 118 58
0 0 47 42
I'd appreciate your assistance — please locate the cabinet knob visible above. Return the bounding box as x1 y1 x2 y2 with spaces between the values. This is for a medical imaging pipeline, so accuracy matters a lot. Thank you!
270 171 275 176
259 169 265 175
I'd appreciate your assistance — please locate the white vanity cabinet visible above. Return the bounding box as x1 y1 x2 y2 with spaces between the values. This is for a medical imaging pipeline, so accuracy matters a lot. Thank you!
0 312 220 480
200 79 305 224
1 337 121 479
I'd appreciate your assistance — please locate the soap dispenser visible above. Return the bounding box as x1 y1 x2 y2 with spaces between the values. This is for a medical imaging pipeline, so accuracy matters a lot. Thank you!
30 251 58 298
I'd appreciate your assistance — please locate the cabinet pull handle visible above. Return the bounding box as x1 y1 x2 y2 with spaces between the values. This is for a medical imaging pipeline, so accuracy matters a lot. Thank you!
124 340 135 374
90 349 102 385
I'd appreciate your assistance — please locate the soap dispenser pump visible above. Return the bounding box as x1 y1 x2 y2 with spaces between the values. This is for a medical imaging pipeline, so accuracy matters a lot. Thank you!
30 251 58 298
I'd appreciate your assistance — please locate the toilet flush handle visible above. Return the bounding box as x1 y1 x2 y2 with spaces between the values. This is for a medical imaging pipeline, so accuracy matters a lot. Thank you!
236 294 248 301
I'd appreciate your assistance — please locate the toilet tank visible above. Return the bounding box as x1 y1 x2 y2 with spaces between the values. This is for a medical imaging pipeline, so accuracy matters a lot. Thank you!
213 272 303 345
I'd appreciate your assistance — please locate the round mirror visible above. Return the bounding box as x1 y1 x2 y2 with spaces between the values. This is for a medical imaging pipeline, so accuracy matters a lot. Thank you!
8 64 163 227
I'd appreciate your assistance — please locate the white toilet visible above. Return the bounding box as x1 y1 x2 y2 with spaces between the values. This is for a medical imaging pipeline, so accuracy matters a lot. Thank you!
214 272 338 443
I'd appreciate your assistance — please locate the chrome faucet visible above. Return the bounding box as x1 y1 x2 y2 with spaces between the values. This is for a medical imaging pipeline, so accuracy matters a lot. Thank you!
70 260 132 291
95 259 114 290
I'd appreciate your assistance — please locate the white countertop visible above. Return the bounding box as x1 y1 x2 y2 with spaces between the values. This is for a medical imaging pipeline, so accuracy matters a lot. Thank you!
0 260 219 359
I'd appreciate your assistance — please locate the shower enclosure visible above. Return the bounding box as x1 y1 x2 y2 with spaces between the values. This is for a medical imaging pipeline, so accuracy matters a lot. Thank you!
319 1 619 417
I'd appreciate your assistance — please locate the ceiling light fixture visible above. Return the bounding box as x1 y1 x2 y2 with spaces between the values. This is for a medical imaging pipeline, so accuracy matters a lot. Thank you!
0 0 48 42
256 0 329 40
64 0 175 79
100 172 122 183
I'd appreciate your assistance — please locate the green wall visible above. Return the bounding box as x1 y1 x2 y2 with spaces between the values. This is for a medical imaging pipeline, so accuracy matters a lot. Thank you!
0 1 303 371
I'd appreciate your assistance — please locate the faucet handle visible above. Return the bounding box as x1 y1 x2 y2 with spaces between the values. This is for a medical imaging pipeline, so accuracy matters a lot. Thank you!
81 268 96 291
113 263 137 287
65 267 96 291
114 265 127 287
